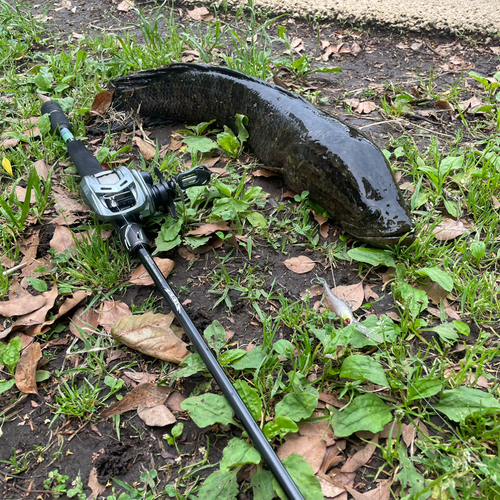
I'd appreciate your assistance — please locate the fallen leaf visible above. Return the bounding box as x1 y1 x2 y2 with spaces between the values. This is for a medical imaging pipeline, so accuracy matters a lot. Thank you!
98 301 131 333
491 47 500 55
320 442 346 473
128 258 174 285
185 223 231 237
33 159 50 181
277 435 326 474
106 349 127 364
15 186 36 204
318 393 345 408
386 311 400 322
291 37 304 52
492 196 500 209
329 468 355 487
1 137 19 150
458 96 482 113
351 42 362 56
316 471 346 498
322 45 338 61
445 306 461 321
117 0 134 12
252 168 279 177
15 342 42 394
137 404 176 426
283 255 316 274
423 281 448 305
341 435 378 473
449 55 465 66
50 224 77 252
411 42 423 51
0 293 48 317
133 136 156 160
432 218 467 241
402 422 416 449
20 229 40 263
111 311 189 363
90 90 115 116
363 285 379 301
345 98 360 109
178 247 199 261
70 306 100 338
101 383 173 418
345 480 391 500
88 468 106 500
123 371 158 385
330 282 364 312
166 391 186 412
354 101 376 114
187 6 213 21
298 417 336 446
52 185 89 215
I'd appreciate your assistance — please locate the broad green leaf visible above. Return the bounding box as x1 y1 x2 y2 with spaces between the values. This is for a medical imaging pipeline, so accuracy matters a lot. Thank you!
212 198 251 220
275 455 323 500
218 349 246 366
315 67 342 73
195 470 238 500
182 136 217 155
181 393 236 427
416 266 453 292
246 211 267 228
275 389 318 422
407 377 443 401
220 438 261 472
231 346 265 370
477 457 500 488
37 114 51 135
26 278 48 292
0 379 16 394
424 323 458 343
183 236 210 249
263 416 298 440
172 353 207 379
153 235 181 254
235 114 249 144
251 467 276 500
347 248 396 268
34 70 53 91
3 337 23 374
53 97 74 113
35 370 51 383
218 133 240 157
396 444 430 499
161 217 183 241
340 355 388 387
204 320 226 353
435 387 500 422
439 155 464 176
323 324 356 354
234 380 262 421
453 321 470 336
331 394 392 437
393 283 428 320
351 315 399 348
273 339 294 360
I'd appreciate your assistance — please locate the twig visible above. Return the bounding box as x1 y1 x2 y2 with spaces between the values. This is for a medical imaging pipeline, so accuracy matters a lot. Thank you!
2 261 28 276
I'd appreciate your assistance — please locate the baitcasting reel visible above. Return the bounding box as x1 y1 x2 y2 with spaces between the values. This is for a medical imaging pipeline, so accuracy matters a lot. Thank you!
80 164 211 222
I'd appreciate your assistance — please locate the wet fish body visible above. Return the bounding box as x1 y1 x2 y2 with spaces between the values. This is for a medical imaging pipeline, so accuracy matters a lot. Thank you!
110 64 413 246
322 281 354 325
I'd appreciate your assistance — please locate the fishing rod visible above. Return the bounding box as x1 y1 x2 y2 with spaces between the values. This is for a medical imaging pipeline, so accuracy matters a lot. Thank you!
41 101 305 500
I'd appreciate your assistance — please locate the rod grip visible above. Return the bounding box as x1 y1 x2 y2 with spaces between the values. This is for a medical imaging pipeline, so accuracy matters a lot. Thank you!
41 100 72 133
66 139 104 177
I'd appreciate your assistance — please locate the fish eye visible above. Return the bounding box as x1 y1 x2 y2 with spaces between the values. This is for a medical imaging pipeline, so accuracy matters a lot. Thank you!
365 208 381 221
344 318 351 325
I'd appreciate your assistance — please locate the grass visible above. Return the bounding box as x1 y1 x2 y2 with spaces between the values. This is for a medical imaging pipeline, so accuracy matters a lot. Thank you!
0 0 500 498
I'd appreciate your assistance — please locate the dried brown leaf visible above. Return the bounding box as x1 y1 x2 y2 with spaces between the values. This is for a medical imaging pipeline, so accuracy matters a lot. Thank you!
320 442 346 473
351 42 362 55
33 159 50 181
330 282 364 312
133 136 156 161
101 383 173 418
432 218 467 241
345 98 360 108
128 258 174 285
402 422 417 449
70 306 100 338
91 90 115 116
166 391 186 412
15 186 36 204
341 435 378 473
316 471 346 498
178 247 199 261
98 301 131 333
0 293 48 317
283 255 316 274
137 404 176 426
298 417 336 446
185 223 231 237
111 311 189 364
355 101 376 114
50 224 76 252
187 6 213 21
52 185 89 215
88 468 106 500
252 168 279 177
123 371 158 385
363 285 379 302
15 342 42 394
117 0 134 12
277 435 326 474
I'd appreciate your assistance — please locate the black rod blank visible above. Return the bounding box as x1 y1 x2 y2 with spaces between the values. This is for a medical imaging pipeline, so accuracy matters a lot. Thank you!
136 248 305 500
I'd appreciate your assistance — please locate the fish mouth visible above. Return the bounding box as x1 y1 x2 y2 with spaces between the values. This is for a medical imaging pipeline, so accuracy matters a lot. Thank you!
351 231 416 248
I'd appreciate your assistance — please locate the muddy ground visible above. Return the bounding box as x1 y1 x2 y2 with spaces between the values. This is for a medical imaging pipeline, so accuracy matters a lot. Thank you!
1 0 500 499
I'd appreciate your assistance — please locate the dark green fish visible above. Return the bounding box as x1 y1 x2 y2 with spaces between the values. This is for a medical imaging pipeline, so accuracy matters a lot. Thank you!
109 63 414 247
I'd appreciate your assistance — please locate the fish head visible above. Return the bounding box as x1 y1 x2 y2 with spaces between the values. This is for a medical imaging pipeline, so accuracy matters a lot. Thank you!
322 127 414 247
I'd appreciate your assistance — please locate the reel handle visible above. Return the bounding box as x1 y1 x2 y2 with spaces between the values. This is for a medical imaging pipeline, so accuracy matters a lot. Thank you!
41 100 103 177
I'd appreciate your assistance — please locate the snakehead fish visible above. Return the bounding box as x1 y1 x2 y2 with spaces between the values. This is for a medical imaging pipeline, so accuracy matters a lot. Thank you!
109 63 414 247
